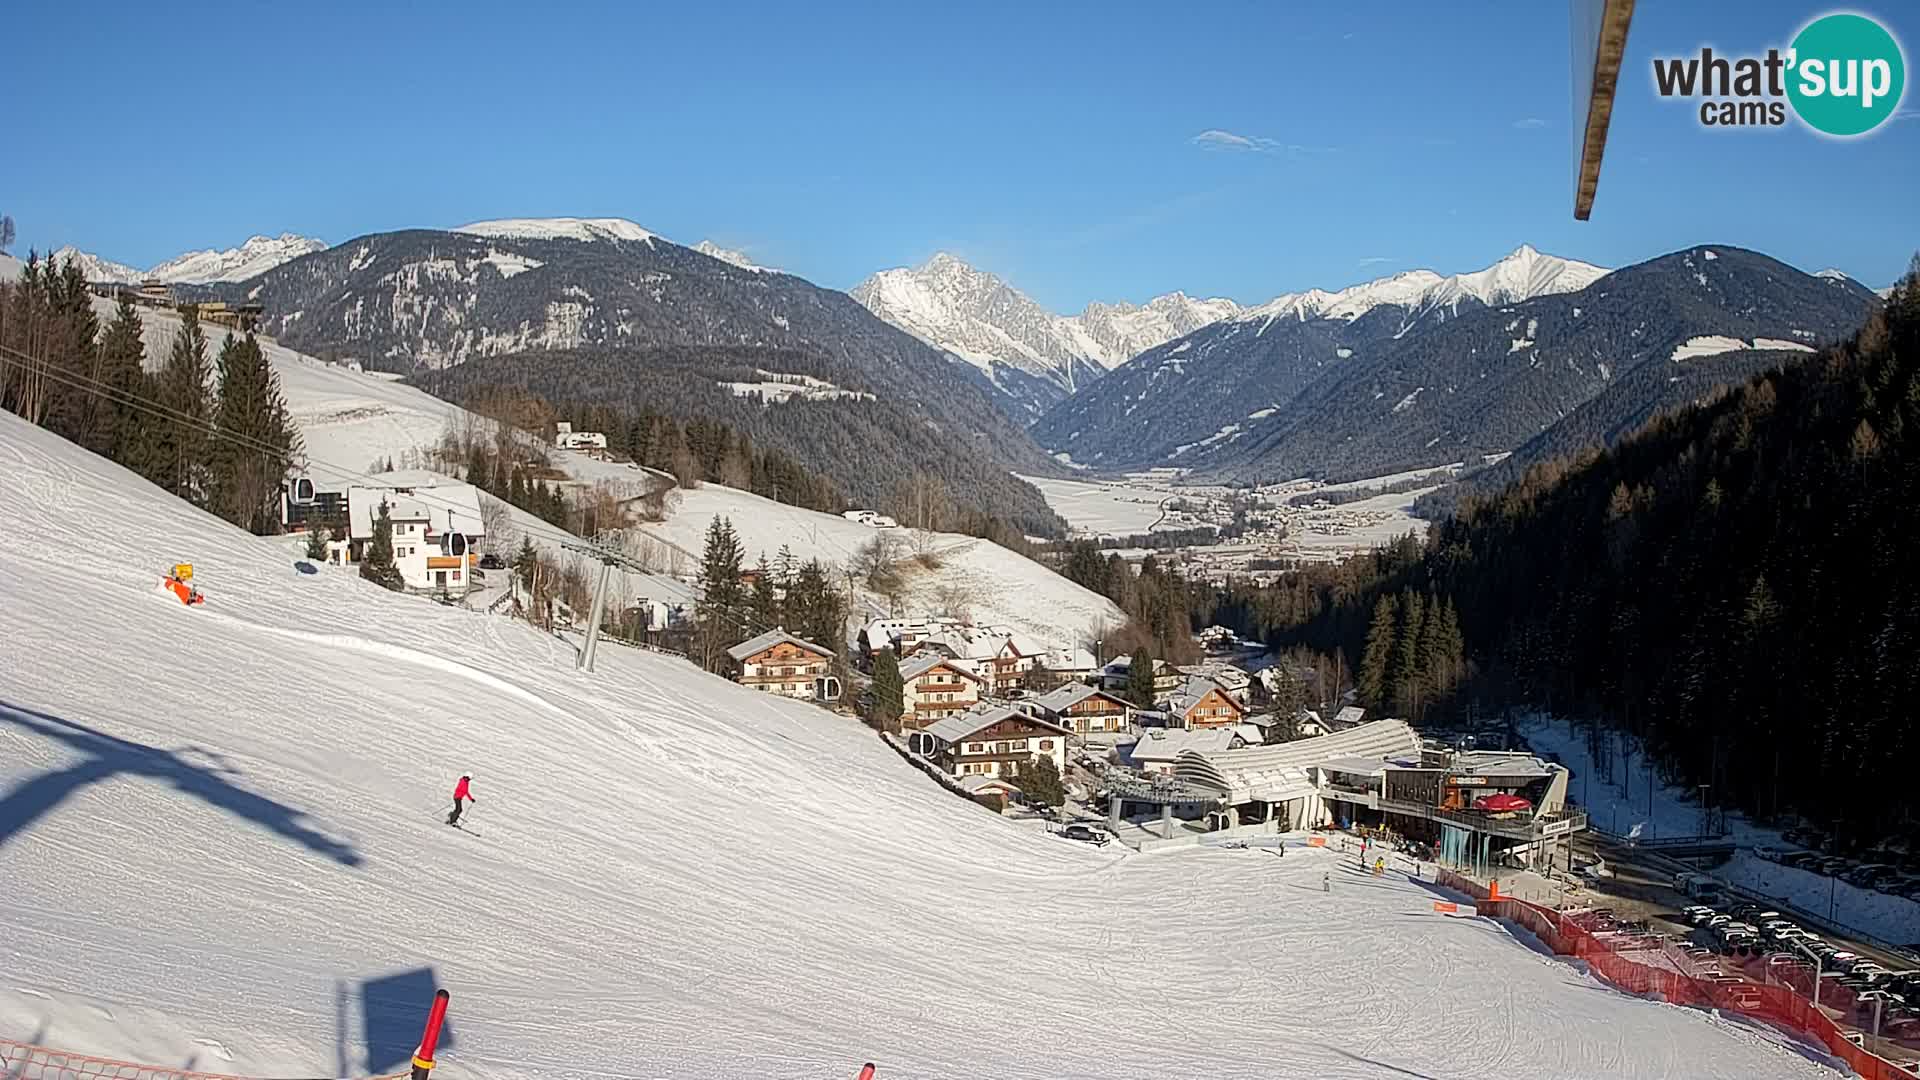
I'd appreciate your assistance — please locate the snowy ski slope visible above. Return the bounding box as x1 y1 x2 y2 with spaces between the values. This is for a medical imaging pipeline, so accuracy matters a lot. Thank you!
0 412 1847 1080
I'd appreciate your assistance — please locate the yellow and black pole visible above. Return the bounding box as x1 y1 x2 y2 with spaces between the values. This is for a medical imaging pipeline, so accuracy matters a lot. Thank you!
411 989 451 1080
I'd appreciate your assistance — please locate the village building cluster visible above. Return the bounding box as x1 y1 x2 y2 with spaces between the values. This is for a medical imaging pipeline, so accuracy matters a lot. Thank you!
721 614 1586 863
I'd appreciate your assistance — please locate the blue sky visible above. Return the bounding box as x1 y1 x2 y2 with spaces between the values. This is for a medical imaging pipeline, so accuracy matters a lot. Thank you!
7 1 1916 310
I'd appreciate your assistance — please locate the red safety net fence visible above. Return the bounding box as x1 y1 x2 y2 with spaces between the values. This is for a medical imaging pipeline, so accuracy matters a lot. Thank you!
1458 888 1920 1080
0 1039 409 1080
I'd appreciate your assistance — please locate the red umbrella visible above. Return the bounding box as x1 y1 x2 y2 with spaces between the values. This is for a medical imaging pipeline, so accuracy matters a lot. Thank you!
1475 793 1533 813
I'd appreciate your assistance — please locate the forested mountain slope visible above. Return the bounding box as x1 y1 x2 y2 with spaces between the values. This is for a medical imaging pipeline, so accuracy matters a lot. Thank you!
415 345 1063 536
1245 260 1920 832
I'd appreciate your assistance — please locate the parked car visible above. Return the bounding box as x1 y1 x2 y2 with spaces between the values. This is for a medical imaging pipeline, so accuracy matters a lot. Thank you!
1059 823 1110 846
1754 846 1784 863
1782 851 1822 869
1846 863 1895 887
478 552 506 570
1682 905 1718 925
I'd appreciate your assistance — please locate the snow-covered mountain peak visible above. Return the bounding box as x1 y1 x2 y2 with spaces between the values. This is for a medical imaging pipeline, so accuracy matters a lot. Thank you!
1814 268 1851 281
453 217 656 246
147 233 327 284
45 234 325 285
692 240 773 273
1237 246 1608 327
851 254 1243 415
48 246 143 284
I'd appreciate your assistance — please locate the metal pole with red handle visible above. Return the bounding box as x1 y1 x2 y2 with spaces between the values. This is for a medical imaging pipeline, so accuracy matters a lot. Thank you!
856 1065 875 1080
411 989 450 1080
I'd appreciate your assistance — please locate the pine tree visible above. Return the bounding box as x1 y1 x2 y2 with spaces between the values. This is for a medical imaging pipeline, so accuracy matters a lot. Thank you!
1431 597 1464 701
1358 594 1399 710
1390 591 1426 716
747 555 779 633
359 499 406 591
867 649 904 732
1127 646 1157 709
153 307 214 507
1412 592 1443 720
1014 754 1066 807
42 256 104 450
513 537 538 589
791 558 845 653
210 332 299 533
465 441 490 487
95 296 151 476
304 518 329 560
696 516 747 669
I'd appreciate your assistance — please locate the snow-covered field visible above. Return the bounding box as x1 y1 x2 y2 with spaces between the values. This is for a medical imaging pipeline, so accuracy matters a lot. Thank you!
1012 474 1167 537
644 484 1124 650
0 413 1852 1080
1522 716 1920 944
1020 470 1434 563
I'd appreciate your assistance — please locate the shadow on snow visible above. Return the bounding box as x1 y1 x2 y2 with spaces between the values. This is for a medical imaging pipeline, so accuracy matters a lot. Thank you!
0 701 361 867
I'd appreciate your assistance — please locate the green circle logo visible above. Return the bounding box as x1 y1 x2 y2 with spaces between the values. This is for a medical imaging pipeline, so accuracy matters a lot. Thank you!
1787 13 1906 136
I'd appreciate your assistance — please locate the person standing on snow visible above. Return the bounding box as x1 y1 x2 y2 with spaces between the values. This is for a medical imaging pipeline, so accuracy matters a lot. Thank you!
446 774 475 826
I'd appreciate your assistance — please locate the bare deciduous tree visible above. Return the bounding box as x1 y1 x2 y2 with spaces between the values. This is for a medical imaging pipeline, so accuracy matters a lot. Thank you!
479 494 515 554
932 580 976 621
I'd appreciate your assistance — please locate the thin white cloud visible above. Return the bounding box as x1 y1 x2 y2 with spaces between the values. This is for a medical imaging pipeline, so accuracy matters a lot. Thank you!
1192 129 1277 152
1357 256 1396 267
1514 117 1548 129
1895 108 1920 122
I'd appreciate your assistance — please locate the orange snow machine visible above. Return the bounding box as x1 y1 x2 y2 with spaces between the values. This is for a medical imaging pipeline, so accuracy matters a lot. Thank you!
165 563 205 606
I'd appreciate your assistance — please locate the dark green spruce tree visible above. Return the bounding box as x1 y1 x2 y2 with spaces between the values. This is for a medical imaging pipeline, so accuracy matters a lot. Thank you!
867 648 904 732
95 296 153 476
210 332 299 533
1127 646 1157 709
153 307 214 507
696 515 746 670
359 499 407 591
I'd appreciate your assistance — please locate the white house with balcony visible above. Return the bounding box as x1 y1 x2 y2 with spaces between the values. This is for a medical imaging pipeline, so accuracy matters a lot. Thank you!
338 475 485 596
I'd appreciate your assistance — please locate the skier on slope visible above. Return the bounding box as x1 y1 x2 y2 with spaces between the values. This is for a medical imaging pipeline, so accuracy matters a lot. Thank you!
446 774 475 826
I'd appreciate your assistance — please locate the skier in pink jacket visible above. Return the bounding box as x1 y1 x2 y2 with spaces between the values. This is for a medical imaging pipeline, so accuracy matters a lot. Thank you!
446 774 475 826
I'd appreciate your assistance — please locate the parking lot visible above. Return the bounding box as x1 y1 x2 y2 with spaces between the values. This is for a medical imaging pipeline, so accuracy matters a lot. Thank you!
1533 835 1919 1070
1672 899 1920 1067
